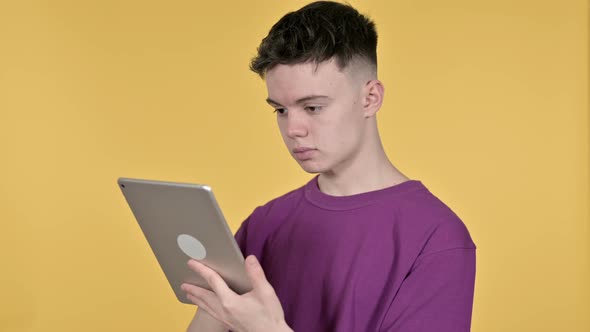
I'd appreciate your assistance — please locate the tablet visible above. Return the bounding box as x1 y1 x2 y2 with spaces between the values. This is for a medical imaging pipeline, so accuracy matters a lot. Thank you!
117 177 252 304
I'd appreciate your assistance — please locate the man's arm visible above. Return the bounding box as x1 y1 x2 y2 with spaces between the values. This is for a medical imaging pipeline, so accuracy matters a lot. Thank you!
380 248 476 331
186 307 228 332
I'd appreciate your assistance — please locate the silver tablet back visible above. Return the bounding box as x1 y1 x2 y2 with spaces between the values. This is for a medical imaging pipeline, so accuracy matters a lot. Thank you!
118 177 252 304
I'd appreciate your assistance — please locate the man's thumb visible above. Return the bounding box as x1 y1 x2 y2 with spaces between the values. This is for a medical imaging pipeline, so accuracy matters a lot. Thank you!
245 255 267 288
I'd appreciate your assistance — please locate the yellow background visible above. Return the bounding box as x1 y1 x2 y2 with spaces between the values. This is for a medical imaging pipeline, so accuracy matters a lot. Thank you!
0 0 587 331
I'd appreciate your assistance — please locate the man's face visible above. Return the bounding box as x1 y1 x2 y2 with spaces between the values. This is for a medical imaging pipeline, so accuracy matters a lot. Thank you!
264 59 368 174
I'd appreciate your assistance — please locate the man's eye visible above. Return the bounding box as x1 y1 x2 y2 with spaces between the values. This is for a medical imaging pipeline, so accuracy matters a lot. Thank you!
274 108 287 115
306 106 322 112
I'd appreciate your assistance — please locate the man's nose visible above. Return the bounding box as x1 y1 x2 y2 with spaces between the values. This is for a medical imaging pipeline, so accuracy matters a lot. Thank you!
286 111 308 138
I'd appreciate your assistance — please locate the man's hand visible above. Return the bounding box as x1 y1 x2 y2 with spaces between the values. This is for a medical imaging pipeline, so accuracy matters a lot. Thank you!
181 255 293 332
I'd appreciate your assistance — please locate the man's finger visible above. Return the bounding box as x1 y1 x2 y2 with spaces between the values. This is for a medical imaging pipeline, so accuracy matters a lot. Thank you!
186 292 214 313
182 283 227 323
244 255 271 291
187 259 237 300
182 283 216 302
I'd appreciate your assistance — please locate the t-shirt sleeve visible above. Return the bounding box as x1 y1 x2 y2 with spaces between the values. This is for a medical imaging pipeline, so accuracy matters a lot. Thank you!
380 247 476 332
234 215 251 256
234 206 265 257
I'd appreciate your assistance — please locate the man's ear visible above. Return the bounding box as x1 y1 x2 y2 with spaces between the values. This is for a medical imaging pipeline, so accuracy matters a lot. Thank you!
362 79 384 118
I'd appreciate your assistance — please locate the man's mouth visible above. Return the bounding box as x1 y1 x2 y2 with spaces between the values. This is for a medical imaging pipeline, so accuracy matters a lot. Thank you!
292 147 317 160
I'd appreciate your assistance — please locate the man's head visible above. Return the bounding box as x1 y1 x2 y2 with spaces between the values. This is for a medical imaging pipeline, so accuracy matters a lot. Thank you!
251 1 384 176
250 1 378 77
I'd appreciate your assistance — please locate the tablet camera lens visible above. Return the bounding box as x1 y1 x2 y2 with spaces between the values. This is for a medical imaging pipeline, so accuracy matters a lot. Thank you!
121 184 125 188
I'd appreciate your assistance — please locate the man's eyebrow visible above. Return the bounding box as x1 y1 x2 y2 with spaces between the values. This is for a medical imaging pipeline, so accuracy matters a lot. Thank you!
266 95 331 107
265 98 283 106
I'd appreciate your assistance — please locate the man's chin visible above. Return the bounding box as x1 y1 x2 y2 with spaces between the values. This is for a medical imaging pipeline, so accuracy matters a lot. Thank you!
301 169 321 174
297 161 326 174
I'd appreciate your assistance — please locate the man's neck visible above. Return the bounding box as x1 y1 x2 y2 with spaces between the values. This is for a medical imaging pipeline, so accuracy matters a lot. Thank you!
317 146 409 197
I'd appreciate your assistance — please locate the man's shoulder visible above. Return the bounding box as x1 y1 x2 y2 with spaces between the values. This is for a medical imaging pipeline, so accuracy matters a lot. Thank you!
248 179 307 228
394 182 462 222
393 182 477 252
234 180 309 251
258 185 306 214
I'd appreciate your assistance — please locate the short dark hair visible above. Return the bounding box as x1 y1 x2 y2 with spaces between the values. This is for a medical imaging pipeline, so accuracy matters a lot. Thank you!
250 1 377 77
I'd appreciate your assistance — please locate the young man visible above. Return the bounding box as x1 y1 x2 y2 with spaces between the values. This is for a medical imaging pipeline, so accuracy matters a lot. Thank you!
182 1 476 331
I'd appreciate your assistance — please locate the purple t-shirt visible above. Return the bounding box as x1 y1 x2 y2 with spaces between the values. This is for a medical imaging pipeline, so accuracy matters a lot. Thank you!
235 176 476 331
